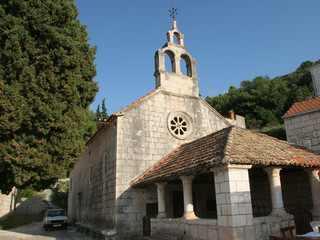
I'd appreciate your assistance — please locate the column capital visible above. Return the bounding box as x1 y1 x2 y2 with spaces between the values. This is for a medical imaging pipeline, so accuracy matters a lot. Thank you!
180 175 194 185
155 182 168 190
304 168 320 179
264 166 282 178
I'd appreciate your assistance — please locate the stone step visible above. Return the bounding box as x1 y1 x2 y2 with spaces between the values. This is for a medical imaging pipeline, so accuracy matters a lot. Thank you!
143 236 171 240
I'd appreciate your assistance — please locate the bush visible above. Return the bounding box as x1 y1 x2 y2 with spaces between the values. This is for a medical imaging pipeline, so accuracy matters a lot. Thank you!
260 125 287 140
50 181 69 211
17 186 46 199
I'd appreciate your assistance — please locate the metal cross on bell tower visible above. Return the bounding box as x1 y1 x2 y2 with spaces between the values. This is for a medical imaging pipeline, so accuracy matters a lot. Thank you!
168 0 178 20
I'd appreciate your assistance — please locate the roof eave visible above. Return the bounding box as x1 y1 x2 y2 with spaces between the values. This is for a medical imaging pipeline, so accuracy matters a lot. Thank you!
282 108 320 119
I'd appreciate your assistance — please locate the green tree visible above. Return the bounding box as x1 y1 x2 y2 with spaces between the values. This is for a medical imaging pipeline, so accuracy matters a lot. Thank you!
0 0 98 193
206 61 314 131
101 98 108 121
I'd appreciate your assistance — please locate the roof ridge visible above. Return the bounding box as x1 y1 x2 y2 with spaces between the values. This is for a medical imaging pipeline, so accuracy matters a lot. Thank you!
221 126 236 164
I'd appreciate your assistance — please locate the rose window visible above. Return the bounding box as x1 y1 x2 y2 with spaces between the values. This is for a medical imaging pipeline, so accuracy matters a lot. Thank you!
167 111 193 139
170 117 187 136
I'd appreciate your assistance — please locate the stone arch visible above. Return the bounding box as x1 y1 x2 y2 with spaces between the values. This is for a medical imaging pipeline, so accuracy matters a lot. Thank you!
164 50 176 73
173 31 181 45
180 54 192 77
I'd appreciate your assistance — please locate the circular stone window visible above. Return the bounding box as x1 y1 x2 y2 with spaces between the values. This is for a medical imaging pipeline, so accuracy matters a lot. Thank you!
167 111 193 139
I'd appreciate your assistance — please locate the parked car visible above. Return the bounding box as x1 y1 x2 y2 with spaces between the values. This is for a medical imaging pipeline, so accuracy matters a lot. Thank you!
43 209 68 230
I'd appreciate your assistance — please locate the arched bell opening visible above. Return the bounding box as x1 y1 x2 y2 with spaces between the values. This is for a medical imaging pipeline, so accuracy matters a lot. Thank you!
180 54 192 77
164 50 176 73
173 32 181 45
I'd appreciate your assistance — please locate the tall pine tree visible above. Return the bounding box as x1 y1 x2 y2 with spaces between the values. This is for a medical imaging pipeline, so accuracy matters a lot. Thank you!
0 0 98 193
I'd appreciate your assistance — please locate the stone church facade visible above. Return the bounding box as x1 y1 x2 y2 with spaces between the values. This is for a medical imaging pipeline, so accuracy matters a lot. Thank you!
69 22 320 240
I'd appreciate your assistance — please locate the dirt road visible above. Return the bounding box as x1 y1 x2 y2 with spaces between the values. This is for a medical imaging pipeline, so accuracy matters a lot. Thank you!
0 221 90 240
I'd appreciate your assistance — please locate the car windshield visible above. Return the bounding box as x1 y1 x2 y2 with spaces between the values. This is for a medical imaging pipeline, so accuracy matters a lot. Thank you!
46 210 65 217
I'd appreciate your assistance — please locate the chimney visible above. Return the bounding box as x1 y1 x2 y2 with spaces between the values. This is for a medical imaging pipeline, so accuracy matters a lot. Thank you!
228 110 235 120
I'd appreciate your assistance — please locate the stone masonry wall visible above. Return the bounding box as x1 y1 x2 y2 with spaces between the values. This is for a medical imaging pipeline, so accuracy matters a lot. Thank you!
68 124 117 228
115 90 230 235
311 63 320 97
284 110 320 153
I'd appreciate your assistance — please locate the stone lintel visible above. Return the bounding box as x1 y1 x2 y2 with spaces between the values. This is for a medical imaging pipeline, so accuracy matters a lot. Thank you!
210 164 252 173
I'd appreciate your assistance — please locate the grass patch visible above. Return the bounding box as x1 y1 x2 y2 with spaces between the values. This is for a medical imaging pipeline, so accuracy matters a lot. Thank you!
0 212 44 230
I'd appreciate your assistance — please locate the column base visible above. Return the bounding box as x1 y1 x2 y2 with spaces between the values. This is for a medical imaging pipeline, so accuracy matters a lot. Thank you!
270 208 288 216
182 211 197 219
157 212 167 218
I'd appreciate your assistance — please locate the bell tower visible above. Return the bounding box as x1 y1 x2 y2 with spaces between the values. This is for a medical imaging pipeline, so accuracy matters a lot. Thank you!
154 21 199 97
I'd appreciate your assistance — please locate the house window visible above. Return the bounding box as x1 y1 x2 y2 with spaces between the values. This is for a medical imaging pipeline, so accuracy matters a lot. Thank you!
168 111 193 139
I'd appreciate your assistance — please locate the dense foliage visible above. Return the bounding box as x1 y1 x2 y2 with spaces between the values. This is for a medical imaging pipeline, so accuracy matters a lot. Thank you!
50 180 69 211
206 61 314 131
0 0 98 193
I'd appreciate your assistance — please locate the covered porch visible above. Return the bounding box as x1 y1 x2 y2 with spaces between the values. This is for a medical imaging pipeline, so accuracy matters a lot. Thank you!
131 127 320 240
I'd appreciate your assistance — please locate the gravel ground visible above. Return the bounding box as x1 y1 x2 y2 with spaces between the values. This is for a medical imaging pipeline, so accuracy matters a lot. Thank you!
0 221 91 240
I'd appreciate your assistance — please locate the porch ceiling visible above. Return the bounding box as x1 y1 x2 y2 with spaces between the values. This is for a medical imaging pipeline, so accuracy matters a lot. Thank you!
131 126 320 187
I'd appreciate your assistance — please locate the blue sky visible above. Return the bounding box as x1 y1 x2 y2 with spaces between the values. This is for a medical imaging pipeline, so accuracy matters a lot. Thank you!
74 0 320 115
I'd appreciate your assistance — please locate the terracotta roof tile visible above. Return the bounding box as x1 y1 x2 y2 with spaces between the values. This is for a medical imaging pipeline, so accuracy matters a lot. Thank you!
313 59 320 66
131 126 320 187
283 97 320 117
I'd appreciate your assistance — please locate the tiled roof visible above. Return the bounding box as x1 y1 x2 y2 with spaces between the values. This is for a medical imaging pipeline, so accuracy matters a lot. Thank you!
313 59 320 66
283 97 320 117
131 126 320 187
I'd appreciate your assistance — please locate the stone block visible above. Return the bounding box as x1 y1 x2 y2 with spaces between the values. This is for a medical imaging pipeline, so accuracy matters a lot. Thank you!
245 225 256 240
232 214 247 227
233 226 245 239
220 182 230 193
219 227 234 240
198 225 208 239
190 224 198 238
236 181 250 192
238 203 252 214
216 193 226 204
221 204 232 215
218 215 228 226
208 228 219 240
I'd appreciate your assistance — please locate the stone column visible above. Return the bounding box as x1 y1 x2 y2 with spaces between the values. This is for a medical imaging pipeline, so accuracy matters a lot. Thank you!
212 165 255 240
180 176 197 219
304 168 320 218
156 182 168 218
264 167 287 216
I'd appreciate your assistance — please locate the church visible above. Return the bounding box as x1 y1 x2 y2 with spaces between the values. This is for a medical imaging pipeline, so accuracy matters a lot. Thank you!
68 21 320 240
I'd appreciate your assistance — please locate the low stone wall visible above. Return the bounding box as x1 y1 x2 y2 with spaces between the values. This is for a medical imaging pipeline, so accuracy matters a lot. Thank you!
151 218 218 240
0 187 17 219
253 215 295 240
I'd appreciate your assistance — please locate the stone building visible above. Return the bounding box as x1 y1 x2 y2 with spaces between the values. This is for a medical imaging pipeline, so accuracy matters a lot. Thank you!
68 22 320 240
283 60 320 153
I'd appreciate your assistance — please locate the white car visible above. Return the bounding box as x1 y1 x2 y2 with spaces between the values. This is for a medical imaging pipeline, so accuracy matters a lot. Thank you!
43 209 68 230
